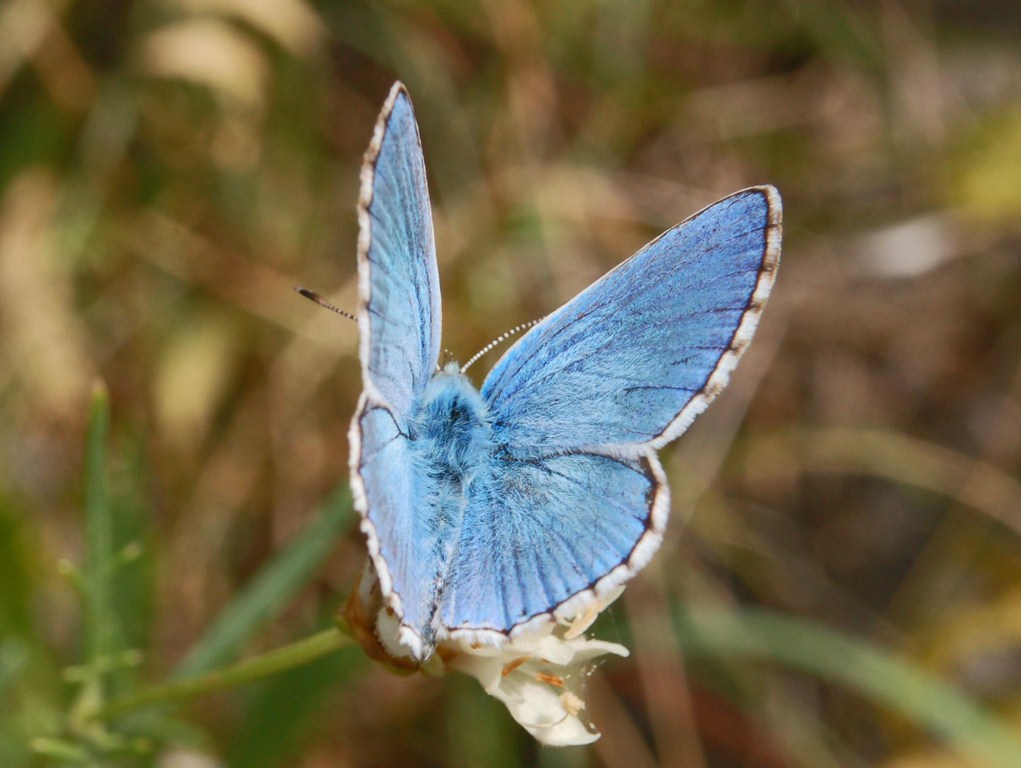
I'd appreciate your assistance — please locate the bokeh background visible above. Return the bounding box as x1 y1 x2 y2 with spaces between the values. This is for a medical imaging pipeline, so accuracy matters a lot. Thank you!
3 1 1021 766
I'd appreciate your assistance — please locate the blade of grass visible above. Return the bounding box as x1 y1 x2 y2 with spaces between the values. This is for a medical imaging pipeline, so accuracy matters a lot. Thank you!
84 381 119 666
672 605 1021 768
175 490 353 677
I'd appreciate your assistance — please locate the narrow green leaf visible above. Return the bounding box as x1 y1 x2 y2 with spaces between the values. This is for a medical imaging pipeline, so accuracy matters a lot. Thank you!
84 381 118 664
175 490 353 677
673 606 1021 768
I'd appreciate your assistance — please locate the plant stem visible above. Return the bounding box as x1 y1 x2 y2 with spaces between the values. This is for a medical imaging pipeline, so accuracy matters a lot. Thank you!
91 628 352 721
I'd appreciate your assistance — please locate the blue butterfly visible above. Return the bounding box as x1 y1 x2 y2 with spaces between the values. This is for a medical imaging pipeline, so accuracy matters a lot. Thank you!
350 82 782 661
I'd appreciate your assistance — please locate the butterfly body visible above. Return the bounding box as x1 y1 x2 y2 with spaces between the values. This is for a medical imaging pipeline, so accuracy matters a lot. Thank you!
402 365 492 647
349 82 782 661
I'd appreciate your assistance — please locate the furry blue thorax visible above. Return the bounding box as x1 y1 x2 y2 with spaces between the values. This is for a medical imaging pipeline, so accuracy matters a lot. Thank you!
411 362 492 481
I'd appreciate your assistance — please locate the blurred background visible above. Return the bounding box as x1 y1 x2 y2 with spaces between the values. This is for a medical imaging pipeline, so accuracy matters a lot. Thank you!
3 0 1021 766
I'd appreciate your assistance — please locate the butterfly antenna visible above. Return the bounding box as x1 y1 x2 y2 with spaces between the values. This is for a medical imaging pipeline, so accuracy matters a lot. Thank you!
437 348 458 371
460 317 545 374
295 287 357 322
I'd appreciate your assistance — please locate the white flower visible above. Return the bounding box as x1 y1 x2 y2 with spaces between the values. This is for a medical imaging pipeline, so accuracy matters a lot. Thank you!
345 564 628 746
436 606 628 746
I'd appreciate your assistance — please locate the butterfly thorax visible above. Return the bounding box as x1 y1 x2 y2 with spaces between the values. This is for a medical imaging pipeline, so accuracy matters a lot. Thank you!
406 363 492 646
411 363 492 475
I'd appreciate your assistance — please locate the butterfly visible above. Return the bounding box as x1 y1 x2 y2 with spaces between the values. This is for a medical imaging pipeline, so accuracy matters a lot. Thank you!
349 82 781 661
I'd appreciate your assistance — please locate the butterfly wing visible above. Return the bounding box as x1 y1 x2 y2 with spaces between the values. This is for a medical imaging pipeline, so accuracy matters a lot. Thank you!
349 83 441 644
481 186 781 456
437 187 781 639
355 83 441 416
440 449 667 641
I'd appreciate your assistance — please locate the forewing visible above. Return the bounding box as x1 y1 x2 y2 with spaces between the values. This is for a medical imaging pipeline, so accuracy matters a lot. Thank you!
481 186 781 455
349 83 442 658
357 82 441 419
438 449 667 639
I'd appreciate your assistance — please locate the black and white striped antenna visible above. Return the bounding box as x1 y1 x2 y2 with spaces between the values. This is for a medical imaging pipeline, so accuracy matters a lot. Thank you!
295 287 357 322
460 317 545 374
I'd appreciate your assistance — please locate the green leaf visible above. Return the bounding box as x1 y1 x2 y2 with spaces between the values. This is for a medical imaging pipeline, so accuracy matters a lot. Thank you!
175 490 353 677
84 381 120 665
673 606 1021 768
